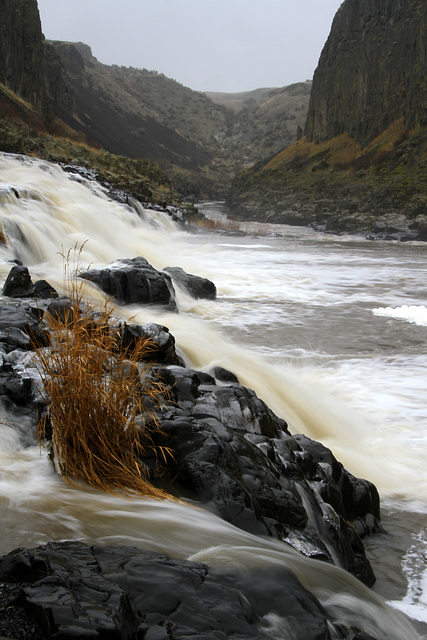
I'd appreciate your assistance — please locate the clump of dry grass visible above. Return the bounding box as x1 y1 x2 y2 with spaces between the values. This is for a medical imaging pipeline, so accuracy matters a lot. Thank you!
35 248 173 498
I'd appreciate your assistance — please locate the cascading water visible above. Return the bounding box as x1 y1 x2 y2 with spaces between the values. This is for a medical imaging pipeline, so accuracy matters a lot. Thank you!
0 152 426 638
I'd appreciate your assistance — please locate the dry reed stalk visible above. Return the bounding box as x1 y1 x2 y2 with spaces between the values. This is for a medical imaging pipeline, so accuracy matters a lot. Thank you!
35 247 173 499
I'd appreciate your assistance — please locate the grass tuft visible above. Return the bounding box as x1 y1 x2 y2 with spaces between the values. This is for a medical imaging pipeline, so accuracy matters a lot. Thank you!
34 247 173 499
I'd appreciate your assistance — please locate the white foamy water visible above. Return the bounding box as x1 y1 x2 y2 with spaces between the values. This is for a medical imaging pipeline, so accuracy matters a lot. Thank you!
0 155 426 638
373 305 427 326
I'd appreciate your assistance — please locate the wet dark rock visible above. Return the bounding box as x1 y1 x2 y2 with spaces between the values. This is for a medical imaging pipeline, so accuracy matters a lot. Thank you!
164 266 216 300
33 279 59 300
0 367 33 407
46 296 78 324
0 292 381 588
0 274 382 590
2 265 35 298
0 541 384 640
211 365 240 384
0 303 48 350
152 366 380 586
119 321 185 366
81 257 177 310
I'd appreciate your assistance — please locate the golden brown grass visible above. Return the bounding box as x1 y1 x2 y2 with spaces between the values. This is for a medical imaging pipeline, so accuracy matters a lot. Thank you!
35 249 173 498
263 118 414 174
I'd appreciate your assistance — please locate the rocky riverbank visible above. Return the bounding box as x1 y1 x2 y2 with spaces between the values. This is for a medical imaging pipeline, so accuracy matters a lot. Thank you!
0 256 392 639
227 125 427 242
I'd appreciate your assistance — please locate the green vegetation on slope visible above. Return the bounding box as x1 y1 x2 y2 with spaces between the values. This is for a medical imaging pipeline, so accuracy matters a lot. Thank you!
228 120 427 239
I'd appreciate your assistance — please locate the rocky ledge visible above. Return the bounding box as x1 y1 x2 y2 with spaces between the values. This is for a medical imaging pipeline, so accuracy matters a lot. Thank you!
0 541 385 640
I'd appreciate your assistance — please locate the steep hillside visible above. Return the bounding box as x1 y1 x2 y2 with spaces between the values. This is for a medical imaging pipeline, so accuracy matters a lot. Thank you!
47 43 309 195
228 0 427 240
48 41 227 172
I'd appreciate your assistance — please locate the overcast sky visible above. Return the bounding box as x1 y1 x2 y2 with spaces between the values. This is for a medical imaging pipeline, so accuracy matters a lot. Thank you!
36 0 343 93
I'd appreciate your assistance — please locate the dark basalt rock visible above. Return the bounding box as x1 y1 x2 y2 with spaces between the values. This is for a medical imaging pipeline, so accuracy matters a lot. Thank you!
33 279 59 300
2 265 35 298
305 0 427 145
0 541 383 640
211 365 240 384
0 273 382 591
81 257 177 310
0 303 48 350
0 0 48 113
164 266 216 300
151 365 381 586
46 296 79 324
2 266 59 302
118 321 185 366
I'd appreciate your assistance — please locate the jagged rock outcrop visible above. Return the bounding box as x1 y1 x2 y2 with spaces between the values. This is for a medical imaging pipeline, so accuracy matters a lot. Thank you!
305 0 427 145
163 266 217 299
150 365 381 586
0 264 381 587
43 42 75 119
0 0 74 121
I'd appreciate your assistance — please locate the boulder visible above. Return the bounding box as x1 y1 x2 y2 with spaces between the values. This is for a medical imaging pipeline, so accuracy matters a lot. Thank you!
2 265 35 298
119 321 185 366
46 296 79 324
82 257 177 310
0 541 382 640
33 279 59 299
211 365 240 384
164 266 216 300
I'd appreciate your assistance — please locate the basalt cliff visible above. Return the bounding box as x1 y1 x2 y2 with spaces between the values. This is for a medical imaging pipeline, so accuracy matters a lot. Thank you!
228 0 427 240
305 0 426 145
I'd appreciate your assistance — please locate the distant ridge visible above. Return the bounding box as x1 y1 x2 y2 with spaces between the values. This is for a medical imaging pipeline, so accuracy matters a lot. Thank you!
205 88 278 112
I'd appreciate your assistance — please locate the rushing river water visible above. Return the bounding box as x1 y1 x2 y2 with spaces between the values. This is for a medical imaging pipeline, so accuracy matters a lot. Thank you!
0 153 426 639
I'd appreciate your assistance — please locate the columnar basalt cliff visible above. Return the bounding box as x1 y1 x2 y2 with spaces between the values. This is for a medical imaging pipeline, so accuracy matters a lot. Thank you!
228 0 427 239
0 0 47 112
305 0 427 145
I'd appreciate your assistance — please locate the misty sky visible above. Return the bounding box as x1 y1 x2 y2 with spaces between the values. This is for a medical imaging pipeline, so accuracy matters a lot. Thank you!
36 0 343 93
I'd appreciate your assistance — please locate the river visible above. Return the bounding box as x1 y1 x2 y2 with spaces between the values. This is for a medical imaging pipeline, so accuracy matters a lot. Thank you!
0 153 426 639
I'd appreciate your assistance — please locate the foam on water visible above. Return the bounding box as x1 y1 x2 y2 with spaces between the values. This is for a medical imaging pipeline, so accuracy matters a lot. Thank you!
389 527 427 624
372 305 427 326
